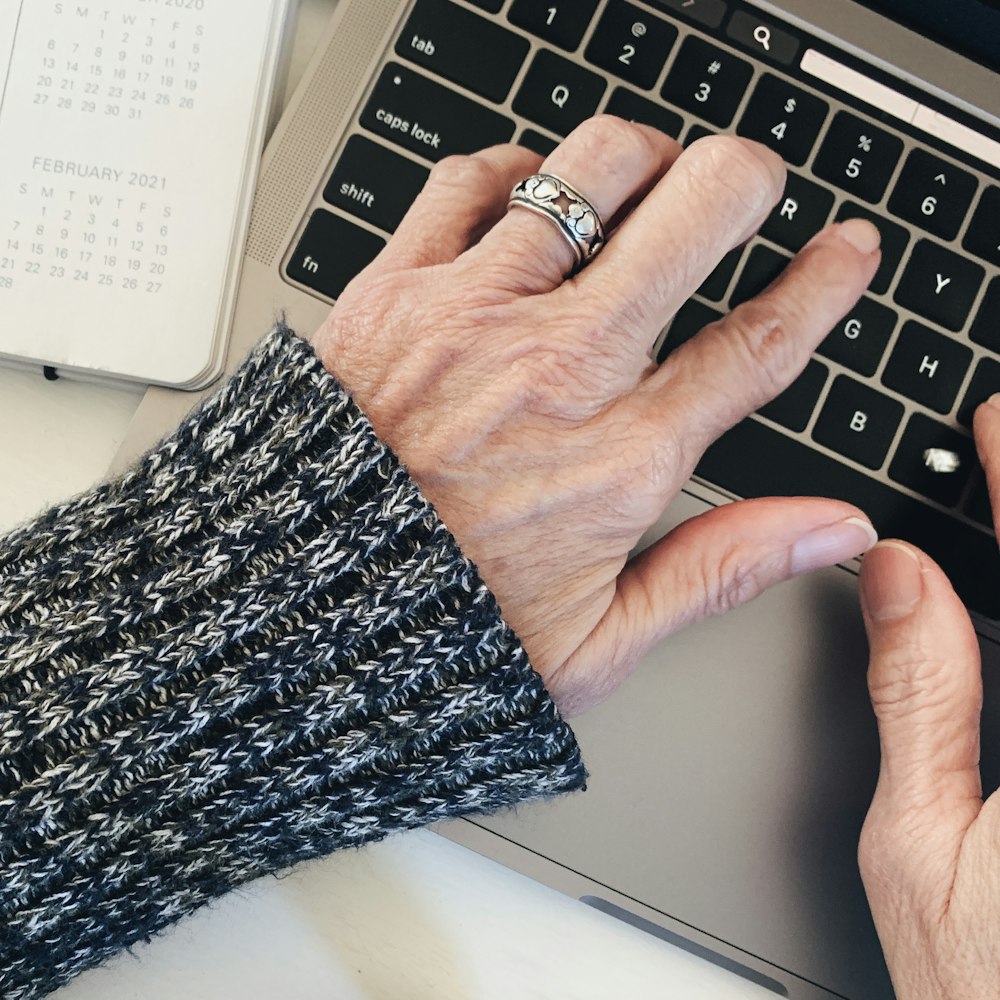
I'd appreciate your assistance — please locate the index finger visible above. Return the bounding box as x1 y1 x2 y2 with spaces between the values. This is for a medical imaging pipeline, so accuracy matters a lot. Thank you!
972 396 1000 536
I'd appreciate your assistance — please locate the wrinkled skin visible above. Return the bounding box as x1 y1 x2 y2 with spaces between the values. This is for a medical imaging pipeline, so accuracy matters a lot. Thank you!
856 401 1000 1000
314 117 880 716
311 114 998 997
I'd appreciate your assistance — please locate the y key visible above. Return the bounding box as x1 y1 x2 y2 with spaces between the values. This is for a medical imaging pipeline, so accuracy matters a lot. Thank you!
895 239 985 332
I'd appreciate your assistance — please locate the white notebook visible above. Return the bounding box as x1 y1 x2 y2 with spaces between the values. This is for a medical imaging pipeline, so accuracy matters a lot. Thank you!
0 0 295 389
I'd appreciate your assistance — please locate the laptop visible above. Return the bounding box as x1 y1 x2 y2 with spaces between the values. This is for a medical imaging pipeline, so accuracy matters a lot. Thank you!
112 1 1000 996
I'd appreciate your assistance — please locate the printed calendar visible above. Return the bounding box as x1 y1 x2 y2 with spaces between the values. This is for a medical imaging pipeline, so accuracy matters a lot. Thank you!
0 0 292 387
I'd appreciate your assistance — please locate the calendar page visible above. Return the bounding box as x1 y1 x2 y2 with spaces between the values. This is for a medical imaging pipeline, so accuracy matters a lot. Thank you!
0 0 289 387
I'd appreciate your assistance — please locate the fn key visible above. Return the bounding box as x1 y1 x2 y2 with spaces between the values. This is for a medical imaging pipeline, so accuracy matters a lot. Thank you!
286 210 385 301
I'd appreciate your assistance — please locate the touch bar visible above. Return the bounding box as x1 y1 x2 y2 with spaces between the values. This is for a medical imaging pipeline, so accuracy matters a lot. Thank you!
801 49 1000 168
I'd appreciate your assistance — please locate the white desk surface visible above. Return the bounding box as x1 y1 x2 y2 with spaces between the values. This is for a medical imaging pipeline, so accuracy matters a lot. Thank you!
2 3 768 997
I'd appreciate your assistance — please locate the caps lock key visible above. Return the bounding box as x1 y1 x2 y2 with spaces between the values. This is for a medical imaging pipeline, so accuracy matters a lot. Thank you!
361 63 515 161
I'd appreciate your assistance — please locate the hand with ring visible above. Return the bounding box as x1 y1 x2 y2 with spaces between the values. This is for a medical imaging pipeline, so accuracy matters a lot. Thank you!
312 116 882 717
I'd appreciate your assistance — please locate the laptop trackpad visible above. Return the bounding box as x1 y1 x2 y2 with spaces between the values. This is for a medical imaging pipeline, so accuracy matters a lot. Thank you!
479 489 917 998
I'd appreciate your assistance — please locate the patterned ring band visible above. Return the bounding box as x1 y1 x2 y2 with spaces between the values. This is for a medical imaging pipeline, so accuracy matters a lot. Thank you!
508 173 607 274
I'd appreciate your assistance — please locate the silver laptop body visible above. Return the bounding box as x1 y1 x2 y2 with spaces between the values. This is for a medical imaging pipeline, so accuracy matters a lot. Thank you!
113 2 1000 996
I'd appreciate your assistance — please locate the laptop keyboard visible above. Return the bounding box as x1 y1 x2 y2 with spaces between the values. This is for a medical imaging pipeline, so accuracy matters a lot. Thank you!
282 0 1000 620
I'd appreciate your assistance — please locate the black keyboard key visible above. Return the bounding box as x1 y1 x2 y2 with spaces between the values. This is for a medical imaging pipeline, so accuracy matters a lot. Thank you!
661 36 753 128
508 0 600 51
835 203 909 295
887 149 978 242
813 375 903 469
970 277 1000 354
813 111 904 204
518 129 559 156
685 123 715 146
657 299 723 362
888 414 976 507
361 63 515 161
605 87 682 138
964 185 1000 268
759 359 828 432
512 50 607 136
586 1 678 90
467 0 503 11
699 247 742 301
730 244 791 306
699 419 1000 618
966 474 994 528
817 296 897 377
736 75 828 166
397 0 529 103
882 319 973 413
894 239 985 332
286 211 385 300
647 0 727 29
324 136 429 233
958 356 1000 427
726 11 802 68
760 172 834 251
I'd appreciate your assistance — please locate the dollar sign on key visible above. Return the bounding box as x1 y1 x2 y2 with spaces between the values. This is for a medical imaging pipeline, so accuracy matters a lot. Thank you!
784 98 797 113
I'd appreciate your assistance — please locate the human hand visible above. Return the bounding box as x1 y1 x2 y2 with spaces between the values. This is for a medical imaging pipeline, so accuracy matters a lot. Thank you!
313 116 882 716
857 401 1000 999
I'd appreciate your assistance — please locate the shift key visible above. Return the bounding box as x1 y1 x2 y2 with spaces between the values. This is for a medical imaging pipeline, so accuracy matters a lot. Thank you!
361 63 515 162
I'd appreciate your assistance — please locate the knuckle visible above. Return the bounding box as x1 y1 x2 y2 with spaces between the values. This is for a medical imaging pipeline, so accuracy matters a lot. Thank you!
684 135 785 219
858 813 902 886
718 299 801 398
858 804 939 896
867 648 952 720
427 153 500 194
567 114 660 179
705 545 770 614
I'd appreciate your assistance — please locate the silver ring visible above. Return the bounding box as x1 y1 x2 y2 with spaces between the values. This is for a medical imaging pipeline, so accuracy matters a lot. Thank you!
508 173 607 275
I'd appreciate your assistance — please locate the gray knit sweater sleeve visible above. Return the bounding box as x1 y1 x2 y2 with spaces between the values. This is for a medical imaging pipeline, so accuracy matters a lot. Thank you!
0 324 586 1000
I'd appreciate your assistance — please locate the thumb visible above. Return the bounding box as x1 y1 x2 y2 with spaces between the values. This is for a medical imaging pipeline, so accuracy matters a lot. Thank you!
857 541 983 918
554 497 877 714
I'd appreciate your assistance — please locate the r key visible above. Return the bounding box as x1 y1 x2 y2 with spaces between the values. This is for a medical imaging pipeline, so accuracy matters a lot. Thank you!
760 172 834 251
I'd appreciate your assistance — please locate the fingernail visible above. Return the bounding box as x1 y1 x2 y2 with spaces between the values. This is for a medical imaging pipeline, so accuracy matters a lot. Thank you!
985 392 1000 413
790 516 879 576
860 541 923 622
835 218 882 255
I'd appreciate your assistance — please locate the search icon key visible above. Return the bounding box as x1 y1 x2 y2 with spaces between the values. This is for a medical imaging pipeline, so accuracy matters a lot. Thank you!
726 11 801 66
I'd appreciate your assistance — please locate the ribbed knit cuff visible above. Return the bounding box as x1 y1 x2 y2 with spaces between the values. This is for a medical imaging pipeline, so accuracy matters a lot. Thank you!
0 324 585 1000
